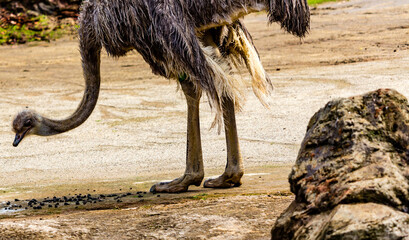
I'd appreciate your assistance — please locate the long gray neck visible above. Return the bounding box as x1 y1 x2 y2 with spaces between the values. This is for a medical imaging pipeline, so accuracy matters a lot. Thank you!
37 39 102 136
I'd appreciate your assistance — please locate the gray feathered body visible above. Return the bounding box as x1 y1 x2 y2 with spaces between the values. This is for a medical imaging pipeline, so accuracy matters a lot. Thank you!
79 0 309 123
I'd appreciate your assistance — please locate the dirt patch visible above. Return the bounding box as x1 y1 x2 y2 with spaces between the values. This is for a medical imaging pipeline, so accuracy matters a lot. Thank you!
0 167 292 239
0 0 408 239
0 194 293 240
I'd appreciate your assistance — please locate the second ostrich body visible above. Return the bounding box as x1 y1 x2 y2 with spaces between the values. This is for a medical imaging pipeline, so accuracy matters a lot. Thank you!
13 0 310 193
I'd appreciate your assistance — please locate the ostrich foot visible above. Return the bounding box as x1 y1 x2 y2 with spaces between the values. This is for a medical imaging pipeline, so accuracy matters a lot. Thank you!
203 171 243 188
150 173 204 193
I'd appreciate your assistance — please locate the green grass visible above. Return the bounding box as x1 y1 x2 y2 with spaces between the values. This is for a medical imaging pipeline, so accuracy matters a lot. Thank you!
308 0 338 5
0 14 76 45
191 193 209 200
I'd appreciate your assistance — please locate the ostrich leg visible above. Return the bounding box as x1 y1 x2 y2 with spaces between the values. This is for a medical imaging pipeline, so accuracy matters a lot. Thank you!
204 96 244 188
150 79 204 193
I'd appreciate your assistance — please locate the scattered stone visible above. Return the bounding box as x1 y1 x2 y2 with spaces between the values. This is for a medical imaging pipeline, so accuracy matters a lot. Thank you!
0 189 151 212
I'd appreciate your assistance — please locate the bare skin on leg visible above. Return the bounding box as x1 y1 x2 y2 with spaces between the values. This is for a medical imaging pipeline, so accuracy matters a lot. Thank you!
150 79 204 193
204 96 244 188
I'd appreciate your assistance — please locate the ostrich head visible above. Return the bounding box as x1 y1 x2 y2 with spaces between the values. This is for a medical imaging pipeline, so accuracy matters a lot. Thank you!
12 110 41 147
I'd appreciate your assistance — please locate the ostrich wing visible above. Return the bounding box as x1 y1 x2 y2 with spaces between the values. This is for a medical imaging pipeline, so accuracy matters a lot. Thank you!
145 3 219 107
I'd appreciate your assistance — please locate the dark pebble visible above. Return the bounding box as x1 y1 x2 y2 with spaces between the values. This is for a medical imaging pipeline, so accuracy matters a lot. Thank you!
138 195 143 198
157 195 160 197
14 199 20 202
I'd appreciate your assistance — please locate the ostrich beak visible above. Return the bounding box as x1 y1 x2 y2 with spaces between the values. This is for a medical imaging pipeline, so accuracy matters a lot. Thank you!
13 133 23 147
13 128 30 147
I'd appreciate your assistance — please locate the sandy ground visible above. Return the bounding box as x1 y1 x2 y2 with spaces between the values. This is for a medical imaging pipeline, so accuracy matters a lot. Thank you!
0 0 408 238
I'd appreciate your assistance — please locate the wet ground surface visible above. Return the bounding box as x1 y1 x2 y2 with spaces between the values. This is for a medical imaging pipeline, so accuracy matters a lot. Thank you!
0 0 408 239
0 167 293 239
1 190 148 212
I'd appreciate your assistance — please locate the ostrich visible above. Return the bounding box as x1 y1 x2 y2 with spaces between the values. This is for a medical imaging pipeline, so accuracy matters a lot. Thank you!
12 0 310 193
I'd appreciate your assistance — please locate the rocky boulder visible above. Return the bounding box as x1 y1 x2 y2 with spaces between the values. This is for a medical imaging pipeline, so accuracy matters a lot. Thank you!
271 89 409 240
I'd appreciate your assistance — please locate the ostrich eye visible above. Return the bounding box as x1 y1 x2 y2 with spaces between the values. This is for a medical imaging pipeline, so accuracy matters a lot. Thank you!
24 120 32 127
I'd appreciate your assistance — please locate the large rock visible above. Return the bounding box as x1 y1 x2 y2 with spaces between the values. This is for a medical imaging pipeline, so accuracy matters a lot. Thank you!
271 89 409 240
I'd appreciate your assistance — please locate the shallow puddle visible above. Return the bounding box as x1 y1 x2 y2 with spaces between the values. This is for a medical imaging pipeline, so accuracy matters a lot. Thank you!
0 208 25 214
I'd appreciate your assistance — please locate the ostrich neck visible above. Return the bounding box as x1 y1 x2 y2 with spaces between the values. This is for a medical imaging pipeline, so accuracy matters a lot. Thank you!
37 47 101 136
